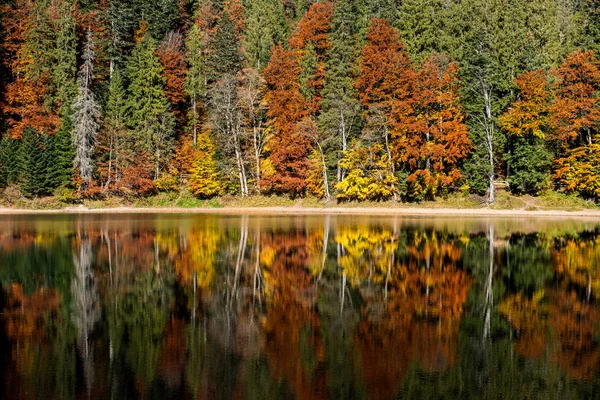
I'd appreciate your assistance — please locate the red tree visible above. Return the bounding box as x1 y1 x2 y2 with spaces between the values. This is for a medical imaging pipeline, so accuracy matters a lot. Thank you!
549 50 600 151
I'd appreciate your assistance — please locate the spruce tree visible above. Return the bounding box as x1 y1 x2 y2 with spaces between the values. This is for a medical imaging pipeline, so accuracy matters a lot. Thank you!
209 9 244 77
52 1 78 115
185 25 209 146
244 0 289 69
0 135 20 187
72 31 102 189
41 133 60 192
126 34 175 179
19 129 47 197
55 117 76 187
319 0 362 184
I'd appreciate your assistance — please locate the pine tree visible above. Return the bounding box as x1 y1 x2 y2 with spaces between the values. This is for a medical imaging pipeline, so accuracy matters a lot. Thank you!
19 129 47 197
319 0 362 185
52 0 77 116
126 33 175 180
185 24 210 146
99 67 129 190
55 117 75 187
244 0 288 70
72 31 102 190
41 132 60 191
0 135 20 187
208 9 244 77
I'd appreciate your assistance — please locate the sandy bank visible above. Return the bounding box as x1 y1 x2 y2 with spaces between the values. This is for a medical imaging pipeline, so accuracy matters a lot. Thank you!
1 206 600 218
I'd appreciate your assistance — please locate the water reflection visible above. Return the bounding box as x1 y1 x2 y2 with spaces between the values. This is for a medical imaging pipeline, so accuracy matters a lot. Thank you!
1 214 600 399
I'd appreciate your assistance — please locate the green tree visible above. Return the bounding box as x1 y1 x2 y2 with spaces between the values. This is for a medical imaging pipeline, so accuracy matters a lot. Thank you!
244 0 289 70
209 9 244 77
185 24 209 146
0 135 20 187
126 36 175 179
52 1 77 116
19 129 50 197
318 0 362 186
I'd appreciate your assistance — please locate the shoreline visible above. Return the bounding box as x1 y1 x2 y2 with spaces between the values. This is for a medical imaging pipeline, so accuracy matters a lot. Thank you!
1 205 600 218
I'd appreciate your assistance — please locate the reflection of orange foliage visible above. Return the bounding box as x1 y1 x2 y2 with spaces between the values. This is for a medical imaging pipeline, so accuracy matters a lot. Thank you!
548 288 600 380
4 283 60 342
499 292 547 358
355 237 471 400
158 317 187 388
501 286 600 380
260 231 327 400
553 238 600 297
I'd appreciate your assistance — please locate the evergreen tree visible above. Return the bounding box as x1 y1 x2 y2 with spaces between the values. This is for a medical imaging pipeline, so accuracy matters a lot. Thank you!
19 129 48 197
185 24 209 146
0 135 20 187
72 31 102 189
101 67 128 189
318 0 362 185
107 0 138 73
41 132 60 191
244 0 288 69
506 137 552 195
126 34 175 179
54 117 75 188
52 1 77 116
134 0 179 41
208 9 244 77
396 0 449 60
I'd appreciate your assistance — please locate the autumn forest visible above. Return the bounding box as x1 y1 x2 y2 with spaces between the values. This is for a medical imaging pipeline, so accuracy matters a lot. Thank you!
1 0 600 203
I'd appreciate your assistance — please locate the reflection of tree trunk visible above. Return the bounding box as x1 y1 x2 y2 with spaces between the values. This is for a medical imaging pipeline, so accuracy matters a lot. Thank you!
252 226 263 311
483 224 494 341
72 238 100 398
317 216 330 282
230 216 248 307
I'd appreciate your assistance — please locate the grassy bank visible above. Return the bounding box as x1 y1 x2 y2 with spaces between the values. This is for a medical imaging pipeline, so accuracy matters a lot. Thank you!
0 185 597 212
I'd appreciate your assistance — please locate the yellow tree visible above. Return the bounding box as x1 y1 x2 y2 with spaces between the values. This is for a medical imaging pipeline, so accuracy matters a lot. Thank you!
187 132 221 198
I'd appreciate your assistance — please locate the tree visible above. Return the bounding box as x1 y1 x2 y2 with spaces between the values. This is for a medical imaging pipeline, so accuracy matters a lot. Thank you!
157 31 187 123
262 44 312 196
500 70 553 194
354 18 413 201
399 55 471 199
0 135 20 187
549 50 600 152
19 129 50 197
72 31 102 190
126 33 175 180
208 9 244 78
244 0 288 69
238 68 268 191
98 67 128 191
185 24 210 146
208 74 248 196
318 0 362 186
187 132 221 197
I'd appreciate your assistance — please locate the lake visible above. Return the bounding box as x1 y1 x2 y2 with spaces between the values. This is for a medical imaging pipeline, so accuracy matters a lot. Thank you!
1 213 600 399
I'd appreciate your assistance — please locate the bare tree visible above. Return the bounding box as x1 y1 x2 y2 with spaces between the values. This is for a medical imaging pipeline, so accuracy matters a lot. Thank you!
209 74 249 196
238 68 268 192
72 30 102 190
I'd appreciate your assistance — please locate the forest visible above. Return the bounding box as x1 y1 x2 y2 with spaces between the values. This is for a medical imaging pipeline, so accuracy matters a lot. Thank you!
1 0 600 204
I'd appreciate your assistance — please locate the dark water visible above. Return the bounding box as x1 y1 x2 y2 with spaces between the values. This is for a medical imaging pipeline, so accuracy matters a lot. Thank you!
1 214 600 399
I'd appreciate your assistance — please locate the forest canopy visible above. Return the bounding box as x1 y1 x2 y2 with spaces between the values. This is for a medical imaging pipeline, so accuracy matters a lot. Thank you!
1 0 600 203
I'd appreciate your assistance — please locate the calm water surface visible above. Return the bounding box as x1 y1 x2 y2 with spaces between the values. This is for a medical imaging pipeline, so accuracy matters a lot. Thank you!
2 213 600 399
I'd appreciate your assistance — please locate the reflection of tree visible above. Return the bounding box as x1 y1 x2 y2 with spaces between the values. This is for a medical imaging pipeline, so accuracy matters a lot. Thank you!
71 238 100 396
354 232 471 400
553 235 600 300
260 230 328 400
